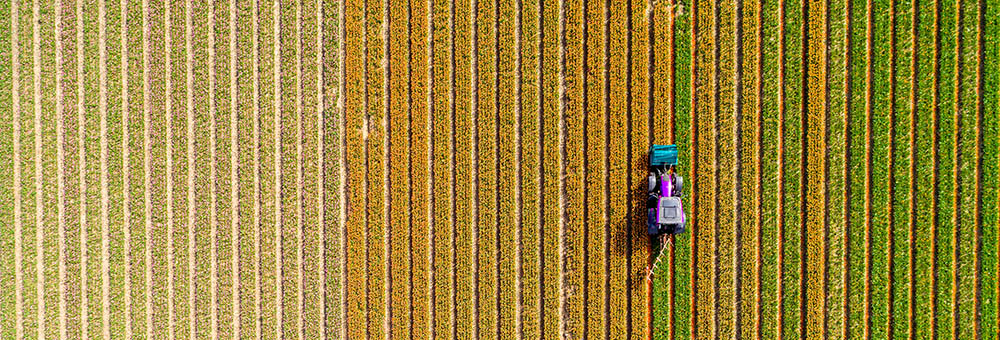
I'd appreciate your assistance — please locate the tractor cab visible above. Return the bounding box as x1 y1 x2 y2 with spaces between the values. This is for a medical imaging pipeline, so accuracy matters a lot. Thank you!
647 144 686 235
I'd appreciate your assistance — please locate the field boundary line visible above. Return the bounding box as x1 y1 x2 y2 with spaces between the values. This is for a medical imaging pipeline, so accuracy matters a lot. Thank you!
886 0 897 335
140 0 152 335
32 0 45 331
380 0 392 335
338 0 348 333
295 0 307 337
119 0 132 335
98 0 112 336
164 0 176 336
55 0 67 335
207 0 220 337
775 0 785 334
469 0 480 337
251 0 262 336
840 0 852 336
950 0 961 335
753 0 764 335
229 0 240 336
928 0 939 335
971 0 984 334
863 0 873 336
557 0 567 335
315 0 324 337
271 0 283 333
12 0 23 337
514 0 524 336
76 0 87 333
907 0 918 335
733 0 745 333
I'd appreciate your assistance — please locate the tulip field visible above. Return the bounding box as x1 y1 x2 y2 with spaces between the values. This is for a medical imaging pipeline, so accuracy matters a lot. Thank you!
0 0 997 338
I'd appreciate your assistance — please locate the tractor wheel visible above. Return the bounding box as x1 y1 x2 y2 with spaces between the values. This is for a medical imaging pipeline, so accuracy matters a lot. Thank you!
673 175 683 196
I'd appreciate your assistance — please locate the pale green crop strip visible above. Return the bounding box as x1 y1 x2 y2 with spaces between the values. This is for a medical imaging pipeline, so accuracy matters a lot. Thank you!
779 0 804 337
955 0 981 336
890 0 915 337
980 0 999 333
826 0 850 335
0 0 15 336
911 0 938 337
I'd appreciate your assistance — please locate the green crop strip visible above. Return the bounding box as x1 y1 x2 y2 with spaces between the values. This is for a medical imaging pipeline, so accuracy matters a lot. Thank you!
955 0 981 336
846 0 868 336
911 0 938 337
669 0 692 338
0 0 14 336
935 0 958 334
890 0 915 337
980 0 999 333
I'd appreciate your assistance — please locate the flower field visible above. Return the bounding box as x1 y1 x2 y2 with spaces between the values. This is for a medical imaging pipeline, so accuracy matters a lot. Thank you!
0 0 997 338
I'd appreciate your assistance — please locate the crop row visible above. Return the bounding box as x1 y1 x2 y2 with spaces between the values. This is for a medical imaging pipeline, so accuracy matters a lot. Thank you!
386 0 410 337
804 0 828 335
583 0 607 337
342 0 366 336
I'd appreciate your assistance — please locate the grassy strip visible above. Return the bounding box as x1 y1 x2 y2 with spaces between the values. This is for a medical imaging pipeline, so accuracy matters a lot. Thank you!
342 0 367 334
628 0 651 338
60 0 83 335
780 0 805 337
453 0 474 335
0 0 13 336
868 0 893 336
582 0 607 336
670 2 692 339
955 0 981 336
845 0 868 335
210 0 234 336
147 0 170 335
540 0 561 337
607 0 628 338
716 0 738 334
235 0 258 334
321 0 343 335
692 0 716 335
431 0 454 336
102 0 128 336
364 0 386 335
386 0 410 336
562 0 584 335
41 0 59 335
497 0 517 335
278 0 300 335
190 0 215 337
935 0 959 333
804 0 828 335
16 0 38 335
757 0 780 335
890 0 915 336
979 0 999 333
826 0 849 335
167 0 192 335
911 0 937 336
298 0 324 337
409 0 431 336
736 0 761 335
521 0 542 336
83 0 106 336
474 0 498 336
123 0 146 334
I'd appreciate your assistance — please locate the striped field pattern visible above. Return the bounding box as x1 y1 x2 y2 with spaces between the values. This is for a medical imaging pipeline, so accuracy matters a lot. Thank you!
0 0 998 338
